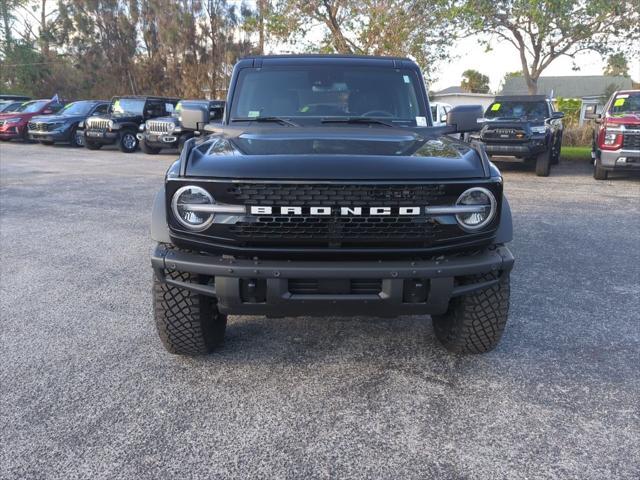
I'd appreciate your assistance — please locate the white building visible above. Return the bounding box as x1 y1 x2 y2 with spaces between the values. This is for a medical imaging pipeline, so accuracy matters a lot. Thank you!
430 86 495 110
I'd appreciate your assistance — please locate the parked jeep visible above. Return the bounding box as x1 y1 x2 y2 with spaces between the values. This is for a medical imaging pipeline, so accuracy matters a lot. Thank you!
474 95 564 177
587 90 640 180
83 96 179 152
28 100 109 147
151 55 514 356
138 100 224 154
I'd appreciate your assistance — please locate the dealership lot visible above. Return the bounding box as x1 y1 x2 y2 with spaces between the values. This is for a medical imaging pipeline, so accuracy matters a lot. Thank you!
1 142 639 479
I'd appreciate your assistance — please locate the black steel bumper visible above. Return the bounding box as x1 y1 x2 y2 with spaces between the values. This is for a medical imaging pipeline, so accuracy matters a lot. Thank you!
151 243 515 317
84 130 119 144
139 133 179 148
484 141 546 158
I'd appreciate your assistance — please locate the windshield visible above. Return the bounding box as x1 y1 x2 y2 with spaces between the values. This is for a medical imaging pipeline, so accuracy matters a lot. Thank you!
485 100 548 119
230 65 426 126
610 93 640 114
111 98 145 115
61 101 93 116
16 100 48 113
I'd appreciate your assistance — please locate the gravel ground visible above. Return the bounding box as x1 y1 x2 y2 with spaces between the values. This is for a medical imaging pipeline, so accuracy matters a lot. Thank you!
1 142 639 480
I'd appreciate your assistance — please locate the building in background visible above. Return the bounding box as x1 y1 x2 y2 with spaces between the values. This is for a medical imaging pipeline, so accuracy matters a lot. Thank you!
430 86 495 111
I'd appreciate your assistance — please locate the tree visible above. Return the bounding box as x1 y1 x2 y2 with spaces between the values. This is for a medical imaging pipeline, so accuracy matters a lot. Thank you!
267 0 457 81
458 0 640 94
460 69 490 93
603 52 629 76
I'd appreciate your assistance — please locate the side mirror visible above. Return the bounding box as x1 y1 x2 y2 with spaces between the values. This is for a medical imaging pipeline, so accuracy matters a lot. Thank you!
584 105 601 121
446 105 484 133
181 104 209 130
551 111 564 119
439 113 447 123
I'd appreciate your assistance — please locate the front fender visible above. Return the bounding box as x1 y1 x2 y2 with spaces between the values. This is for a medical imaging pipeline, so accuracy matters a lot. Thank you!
151 186 171 243
495 194 513 244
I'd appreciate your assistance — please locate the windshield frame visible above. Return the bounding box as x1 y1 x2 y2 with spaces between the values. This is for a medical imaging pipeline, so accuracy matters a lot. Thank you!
60 101 94 116
227 64 429 127
609 92 640 115
111 97 146 116
15 100 49 113
484 100 550 120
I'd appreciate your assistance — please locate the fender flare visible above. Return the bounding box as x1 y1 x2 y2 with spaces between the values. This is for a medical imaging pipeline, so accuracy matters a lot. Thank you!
495 194 513 244
151 186 171 243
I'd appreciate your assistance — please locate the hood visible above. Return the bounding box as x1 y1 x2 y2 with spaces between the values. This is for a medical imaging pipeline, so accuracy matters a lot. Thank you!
91 113 144 123
185 126 488 180
147 115 178 124
30 114 81 123
605 113 640 125
0 112 26 121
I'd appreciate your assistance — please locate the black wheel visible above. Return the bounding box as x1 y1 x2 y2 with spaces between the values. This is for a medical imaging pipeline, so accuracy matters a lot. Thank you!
69 127 82 147
21 126 31 143
141 140 161 155
119 130 138 153
593 157 608 180
85 140 102 150
40 140 54 146
432 272 510 354
153 269 227 355
535 149 551 177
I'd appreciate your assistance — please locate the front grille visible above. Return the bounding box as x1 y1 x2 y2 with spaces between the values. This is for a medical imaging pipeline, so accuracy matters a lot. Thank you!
147 120 174 134
230 216 442 241
482 128 527 141
28 122 55 132
622 130 640 150
289 279 382 295
86 118 110 130
227 183 447 207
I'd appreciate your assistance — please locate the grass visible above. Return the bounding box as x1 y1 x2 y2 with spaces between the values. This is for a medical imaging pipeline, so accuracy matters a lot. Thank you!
561 146 591 162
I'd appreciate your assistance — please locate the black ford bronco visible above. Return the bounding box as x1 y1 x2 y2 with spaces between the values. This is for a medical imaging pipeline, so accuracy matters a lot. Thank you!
151 55 514 356
83 96 179 152
474 95 564 177
138 100 225 154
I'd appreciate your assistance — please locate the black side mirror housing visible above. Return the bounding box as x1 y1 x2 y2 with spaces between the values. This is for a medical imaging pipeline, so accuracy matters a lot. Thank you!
446 105 484 133
584 104 601 121
552 111 565 119
181 104 210 131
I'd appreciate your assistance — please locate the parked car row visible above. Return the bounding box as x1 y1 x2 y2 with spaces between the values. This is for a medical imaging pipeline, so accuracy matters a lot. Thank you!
0 94 225 154
1 89 638 180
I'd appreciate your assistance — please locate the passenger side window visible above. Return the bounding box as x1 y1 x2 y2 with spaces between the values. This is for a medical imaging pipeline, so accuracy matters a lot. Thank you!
50 103 64 113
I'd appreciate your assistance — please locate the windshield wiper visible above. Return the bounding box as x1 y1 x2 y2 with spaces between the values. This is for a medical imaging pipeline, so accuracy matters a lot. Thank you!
321 117 396 127
232 116 299 127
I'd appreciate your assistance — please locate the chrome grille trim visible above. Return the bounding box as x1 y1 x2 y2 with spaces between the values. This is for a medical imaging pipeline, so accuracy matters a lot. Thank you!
147 120 174 134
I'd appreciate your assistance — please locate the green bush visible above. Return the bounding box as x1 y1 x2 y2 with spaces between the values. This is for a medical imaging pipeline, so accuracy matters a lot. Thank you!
555 97 582 127
562 125 593 147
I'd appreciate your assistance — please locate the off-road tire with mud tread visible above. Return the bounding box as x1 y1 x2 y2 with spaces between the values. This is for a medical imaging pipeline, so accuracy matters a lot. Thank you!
535 149 551 177
153 269 227 355
432 272 510 354
141 139 161 155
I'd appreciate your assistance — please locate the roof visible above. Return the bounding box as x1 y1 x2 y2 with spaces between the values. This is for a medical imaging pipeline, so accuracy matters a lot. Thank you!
433 86 465 95
500 75 633 98
238 54 418 69
432 92 494 98
494 95 548 102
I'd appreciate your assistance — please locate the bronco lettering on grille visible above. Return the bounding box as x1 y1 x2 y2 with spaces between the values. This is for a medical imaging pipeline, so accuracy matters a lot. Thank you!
250 206 427 216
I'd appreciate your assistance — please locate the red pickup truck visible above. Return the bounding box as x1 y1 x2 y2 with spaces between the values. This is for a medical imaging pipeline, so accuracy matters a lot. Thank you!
0 99 65 141
590 90 640 180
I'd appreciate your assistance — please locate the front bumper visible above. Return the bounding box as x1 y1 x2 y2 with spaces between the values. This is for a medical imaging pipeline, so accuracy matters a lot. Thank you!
29 130 69 142
599 149 640 170
138 132 179 148
151 243 514 316
483 140 546 158
84 130 119 144
0 126 23 139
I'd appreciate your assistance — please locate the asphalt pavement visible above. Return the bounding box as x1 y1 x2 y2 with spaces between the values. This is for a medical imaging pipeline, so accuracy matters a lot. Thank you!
1 141 639 479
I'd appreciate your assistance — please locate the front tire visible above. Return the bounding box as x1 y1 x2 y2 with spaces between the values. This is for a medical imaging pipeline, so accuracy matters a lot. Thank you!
593 157 608 180
153 270 227 355
69 127 82 147
432 272 510 354
119 130 138 153
535 149 551 177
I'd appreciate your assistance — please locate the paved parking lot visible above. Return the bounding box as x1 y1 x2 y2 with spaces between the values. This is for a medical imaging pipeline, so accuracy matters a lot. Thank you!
1 142 639 479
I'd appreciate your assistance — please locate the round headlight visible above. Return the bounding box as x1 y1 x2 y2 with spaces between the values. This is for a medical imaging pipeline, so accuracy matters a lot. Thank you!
171 186 215 231
455 187 496 231
107 119 114 129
